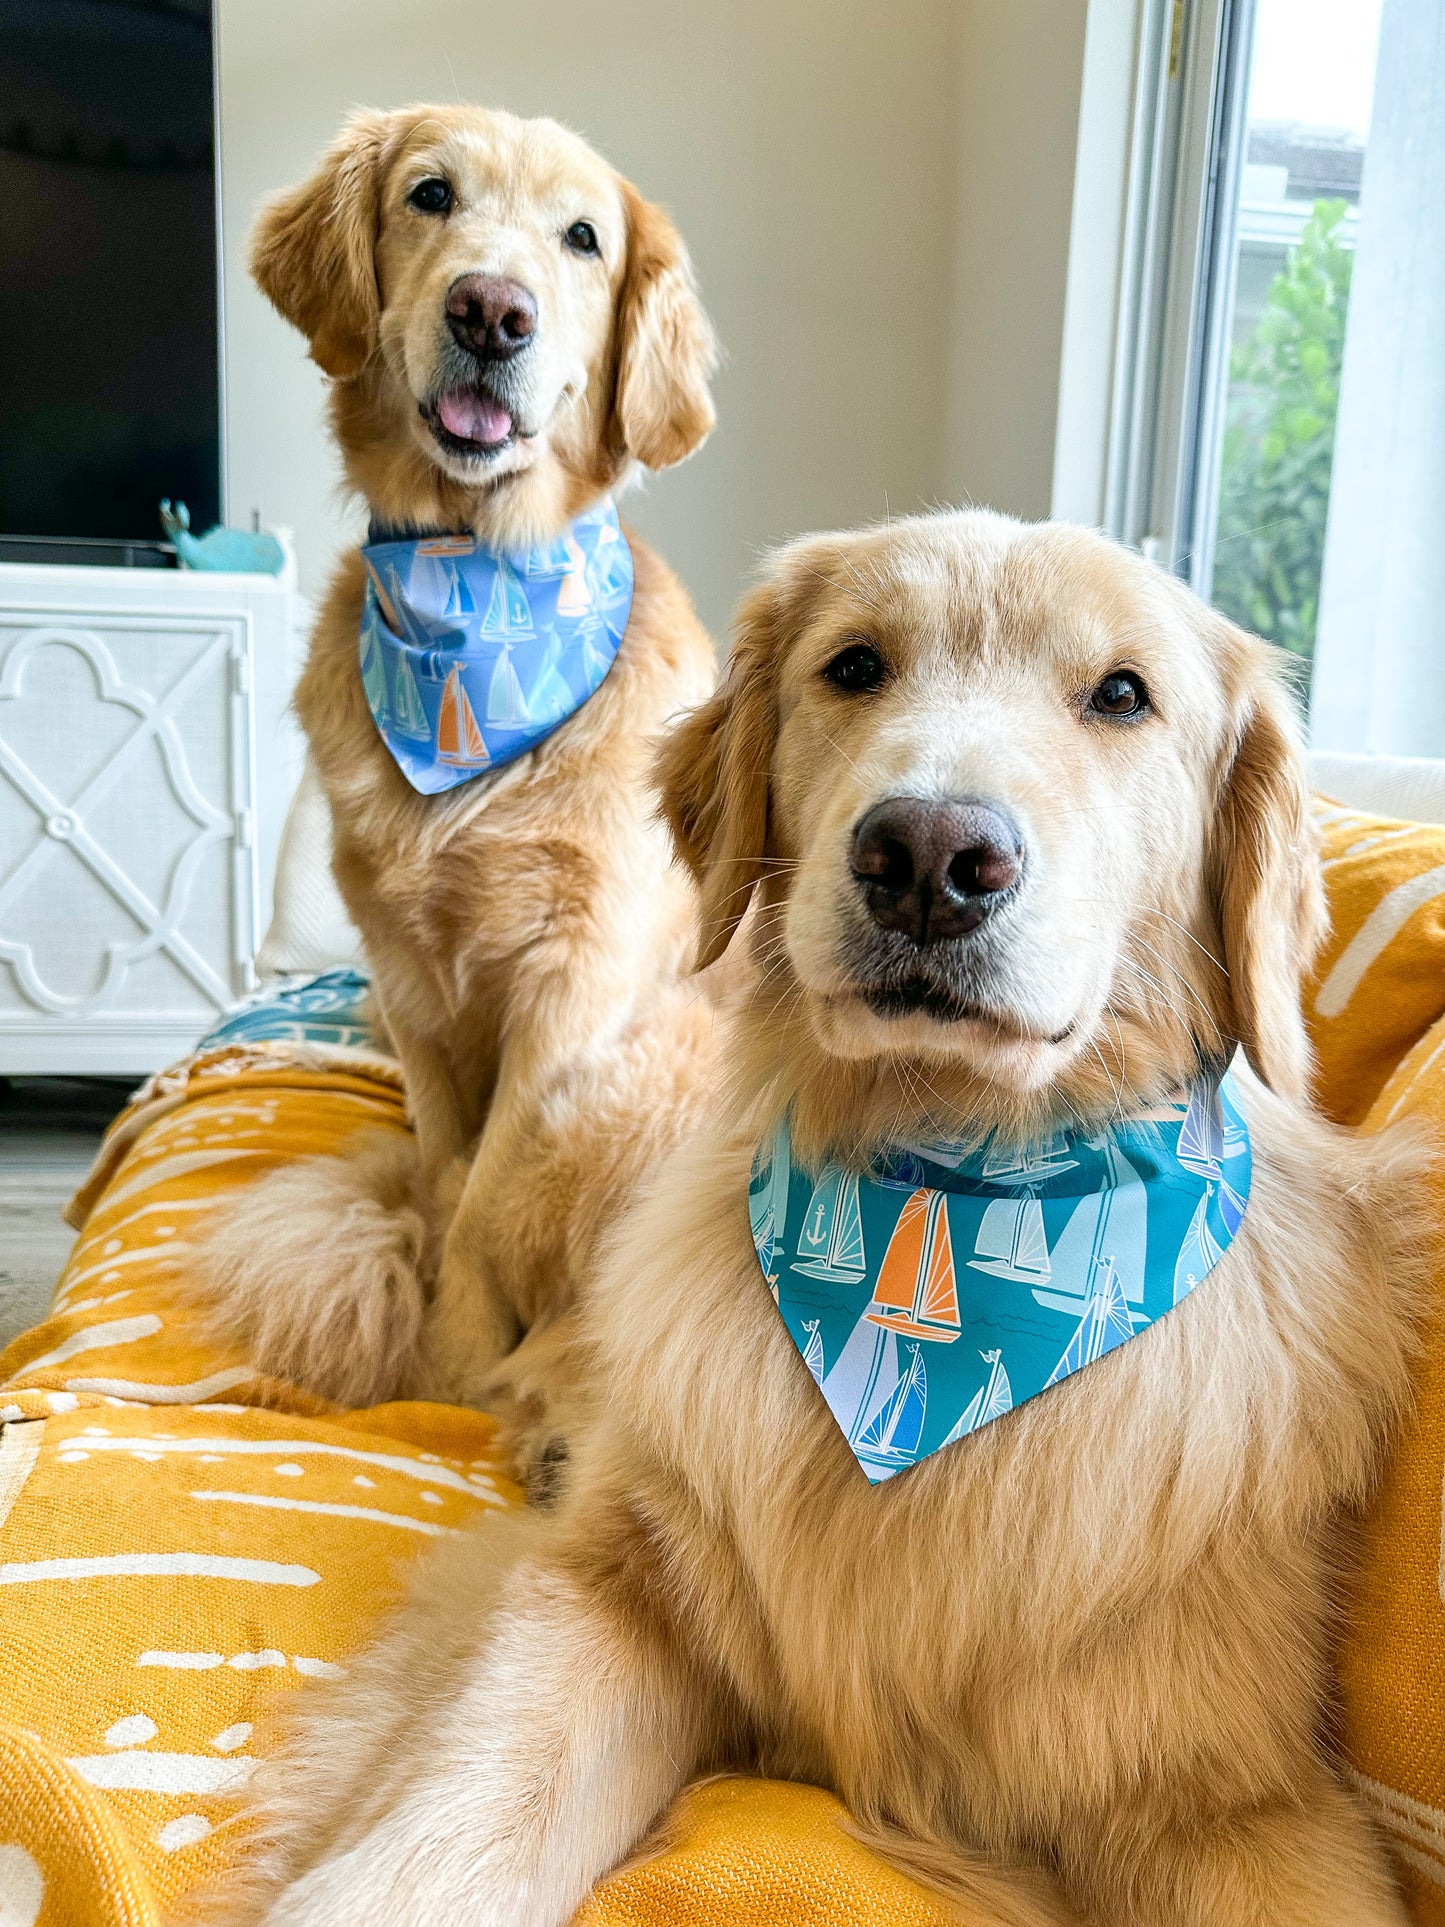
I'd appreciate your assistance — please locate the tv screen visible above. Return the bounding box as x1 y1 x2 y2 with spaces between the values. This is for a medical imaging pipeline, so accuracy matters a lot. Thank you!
0 0 219 558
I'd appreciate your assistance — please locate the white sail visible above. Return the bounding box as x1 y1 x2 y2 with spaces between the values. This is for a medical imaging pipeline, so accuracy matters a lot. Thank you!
856 1344 927 1476
480 559 534 640
980 1133 1078 1185
1177 1083 1224 1179
1044 1259 1136 1387
748 1120 791 1279
391 649 429 740
821 1314 896 1447
408 548 454 610
556 535 593 616
486 642 531 727
360 624 387 721
795 1167 866 1281
968 1197 1050 1283
525 533 574 580
941 1349 1013 1444
1172 1188 1224 1305
526 630 575 725
1033 1142 1147 1315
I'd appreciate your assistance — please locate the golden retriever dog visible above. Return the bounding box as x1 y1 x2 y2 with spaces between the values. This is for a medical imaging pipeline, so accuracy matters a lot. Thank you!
213 510 1430 1927
199 105 722 1414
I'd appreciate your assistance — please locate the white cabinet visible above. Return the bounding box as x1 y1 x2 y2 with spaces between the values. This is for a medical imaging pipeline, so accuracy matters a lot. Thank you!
0 563 303 1074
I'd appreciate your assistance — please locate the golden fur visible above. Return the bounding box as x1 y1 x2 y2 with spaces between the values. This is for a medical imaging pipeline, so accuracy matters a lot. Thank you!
198 105 724 1413
211 511 1431 1926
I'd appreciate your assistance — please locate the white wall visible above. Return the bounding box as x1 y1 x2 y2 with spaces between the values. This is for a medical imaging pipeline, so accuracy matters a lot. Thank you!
217 0 1092 639
944 0 1092 522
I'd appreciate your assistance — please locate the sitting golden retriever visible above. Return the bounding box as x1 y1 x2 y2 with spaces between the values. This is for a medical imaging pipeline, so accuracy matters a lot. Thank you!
216 511 1428 1927
200 105 723 1413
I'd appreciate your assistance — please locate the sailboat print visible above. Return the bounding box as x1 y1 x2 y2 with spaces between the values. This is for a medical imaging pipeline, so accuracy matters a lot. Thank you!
384 564 434 648
801 1319 825 1385
941 1349 1013 1443
979 1133 1078 1185
1032 1140 1147 1316
360 624 388 723
524 532 574 579
556 535 593 618
748 1121 791 1284
968 1195 1051 1285
864 1190 962 1342
479 558 534 639
391 648 429 740
854 1343 927 1477
486 641 532 728
1044 1257 1137 1386
822 1314 896 1449
1172 1188 1224 1304
795 1167 867 1283
525 628 576 726
587 522 631 607
410 544 479 640
436 666 490 768
1177 1082 1224 1179
363 560 401 636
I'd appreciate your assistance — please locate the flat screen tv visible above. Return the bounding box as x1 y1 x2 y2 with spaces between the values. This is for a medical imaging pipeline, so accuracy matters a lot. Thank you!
0 0 219 565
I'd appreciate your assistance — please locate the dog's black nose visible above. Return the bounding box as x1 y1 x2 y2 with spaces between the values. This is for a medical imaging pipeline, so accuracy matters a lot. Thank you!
851 797 1023 944
445 273 538 362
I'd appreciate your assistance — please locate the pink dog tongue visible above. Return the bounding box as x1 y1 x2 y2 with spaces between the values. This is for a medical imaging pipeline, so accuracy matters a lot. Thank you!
437 386 513 444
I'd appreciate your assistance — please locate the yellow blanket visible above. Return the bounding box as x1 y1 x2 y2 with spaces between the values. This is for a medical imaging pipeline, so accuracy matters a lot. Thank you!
3 797 1445 1923
0 1045 954 1923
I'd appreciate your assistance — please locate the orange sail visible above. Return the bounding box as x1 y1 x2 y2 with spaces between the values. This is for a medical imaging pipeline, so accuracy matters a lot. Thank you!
437 666 490 767
919 1202 959 1327
869 1190 929 1313
866 1190 961 1342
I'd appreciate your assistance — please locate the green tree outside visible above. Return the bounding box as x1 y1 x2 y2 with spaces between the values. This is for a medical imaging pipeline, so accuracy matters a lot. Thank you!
1212 198 1354 672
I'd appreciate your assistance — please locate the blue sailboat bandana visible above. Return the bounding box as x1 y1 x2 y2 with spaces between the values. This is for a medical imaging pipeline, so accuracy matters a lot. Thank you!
358 497 633 795
749 1065 1251 1484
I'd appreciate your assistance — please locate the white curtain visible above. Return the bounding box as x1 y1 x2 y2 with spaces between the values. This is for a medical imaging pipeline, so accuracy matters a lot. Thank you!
1309 0 1445 754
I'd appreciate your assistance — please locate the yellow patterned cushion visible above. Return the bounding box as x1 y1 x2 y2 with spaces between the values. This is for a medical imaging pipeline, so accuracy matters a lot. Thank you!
1310 802 1445 1124
577 1780 952 1926
0 1051 953 1925
1338 1019 1445 1920
3 1050 409 1416
0 1050 518 1925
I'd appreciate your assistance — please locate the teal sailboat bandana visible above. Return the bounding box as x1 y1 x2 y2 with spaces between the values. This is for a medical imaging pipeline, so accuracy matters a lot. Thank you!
750 1065 1251 1484
358 498 633 795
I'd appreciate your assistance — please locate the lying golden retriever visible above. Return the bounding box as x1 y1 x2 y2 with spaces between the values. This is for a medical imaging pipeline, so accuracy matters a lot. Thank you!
200 105 723 1413
216 511 1429 1927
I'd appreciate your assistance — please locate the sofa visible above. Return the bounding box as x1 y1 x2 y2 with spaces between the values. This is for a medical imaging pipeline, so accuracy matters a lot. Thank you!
3 757 1445 1925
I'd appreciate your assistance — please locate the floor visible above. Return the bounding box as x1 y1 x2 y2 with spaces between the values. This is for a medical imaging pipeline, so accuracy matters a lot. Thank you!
0 1078 131 1349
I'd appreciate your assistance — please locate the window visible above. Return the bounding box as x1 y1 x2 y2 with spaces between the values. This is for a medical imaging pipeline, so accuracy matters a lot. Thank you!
1205 2 1377 670
1104 0 1445 744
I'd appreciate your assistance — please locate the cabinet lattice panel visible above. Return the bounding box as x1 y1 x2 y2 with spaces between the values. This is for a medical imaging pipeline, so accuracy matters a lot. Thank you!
0 567 299 1073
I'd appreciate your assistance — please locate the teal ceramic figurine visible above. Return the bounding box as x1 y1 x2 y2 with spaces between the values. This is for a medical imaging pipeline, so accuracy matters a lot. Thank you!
159 500 286 575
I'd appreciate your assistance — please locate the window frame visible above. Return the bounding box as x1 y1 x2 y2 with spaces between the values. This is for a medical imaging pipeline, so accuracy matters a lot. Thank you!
1103 0 1260 594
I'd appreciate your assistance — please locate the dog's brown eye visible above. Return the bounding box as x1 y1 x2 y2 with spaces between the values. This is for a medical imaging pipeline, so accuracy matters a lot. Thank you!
408 177 453 215
1088 671 1149 719
823 641 887 693
564 220 600 257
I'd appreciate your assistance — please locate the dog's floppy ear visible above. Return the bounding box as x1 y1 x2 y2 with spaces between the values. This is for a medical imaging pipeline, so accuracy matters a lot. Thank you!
656 580 780 969
250 110 393 380
612 182 717 471
1208 627 1325 1102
